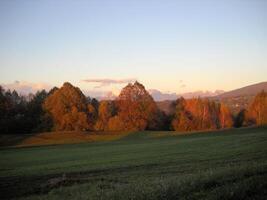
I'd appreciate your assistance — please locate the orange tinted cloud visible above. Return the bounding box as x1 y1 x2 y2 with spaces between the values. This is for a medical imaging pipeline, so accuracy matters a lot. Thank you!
82 78 136 88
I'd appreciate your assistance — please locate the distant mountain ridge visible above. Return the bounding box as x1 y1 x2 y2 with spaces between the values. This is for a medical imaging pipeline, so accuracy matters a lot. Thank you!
216 82 267 99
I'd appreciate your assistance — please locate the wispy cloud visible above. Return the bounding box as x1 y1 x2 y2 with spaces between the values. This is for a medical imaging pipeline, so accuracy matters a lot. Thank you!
82 78 136 88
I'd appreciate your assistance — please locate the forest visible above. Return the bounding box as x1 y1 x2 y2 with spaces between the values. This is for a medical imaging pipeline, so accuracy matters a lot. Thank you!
0 81 266 134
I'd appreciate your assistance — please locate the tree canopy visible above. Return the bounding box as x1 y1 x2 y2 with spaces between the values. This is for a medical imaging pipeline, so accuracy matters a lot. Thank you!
43 82 89 131
248 90 267 125
172 97 233 131
109 81 162 131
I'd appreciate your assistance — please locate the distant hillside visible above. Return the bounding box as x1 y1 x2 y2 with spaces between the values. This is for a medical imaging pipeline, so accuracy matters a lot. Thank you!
214 82 267 114
217 82 267 99
157 82 267 115
179 90 224 99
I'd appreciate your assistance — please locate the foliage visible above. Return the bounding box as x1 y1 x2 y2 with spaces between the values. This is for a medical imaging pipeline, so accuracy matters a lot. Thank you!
27 90 53 132
234 91 267 127
234 109 252 128
172 97 233 131
87 103 98 130
43 82 89 131
95 100 116 131
247 90 267 125
107 116 125 131
219 103 233 128
0 86 51 134
87 97 99 130
112 81 162 131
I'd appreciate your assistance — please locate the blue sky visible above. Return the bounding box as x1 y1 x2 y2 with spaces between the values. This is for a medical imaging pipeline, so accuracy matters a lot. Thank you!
0 0 266 95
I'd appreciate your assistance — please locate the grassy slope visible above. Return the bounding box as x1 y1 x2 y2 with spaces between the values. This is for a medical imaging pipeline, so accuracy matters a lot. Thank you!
0 127 267 199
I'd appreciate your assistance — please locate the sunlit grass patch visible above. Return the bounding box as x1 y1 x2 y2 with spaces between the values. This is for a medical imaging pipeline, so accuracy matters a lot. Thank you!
15 131 132 147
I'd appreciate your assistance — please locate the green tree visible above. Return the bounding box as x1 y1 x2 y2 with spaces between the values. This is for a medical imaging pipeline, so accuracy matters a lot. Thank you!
27 90 52 132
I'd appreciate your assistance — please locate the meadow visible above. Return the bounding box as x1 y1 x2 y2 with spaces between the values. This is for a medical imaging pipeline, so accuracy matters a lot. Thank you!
1 127 267 200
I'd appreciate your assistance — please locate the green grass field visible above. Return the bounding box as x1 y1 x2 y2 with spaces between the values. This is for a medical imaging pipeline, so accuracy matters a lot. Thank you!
1 127 267 200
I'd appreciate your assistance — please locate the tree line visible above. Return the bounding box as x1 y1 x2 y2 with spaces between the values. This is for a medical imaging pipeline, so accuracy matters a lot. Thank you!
0 82 266 134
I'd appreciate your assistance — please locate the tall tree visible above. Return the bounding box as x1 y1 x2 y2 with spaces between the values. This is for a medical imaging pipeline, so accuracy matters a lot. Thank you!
234 109 250 128
219 103 233 128
110 81 161 131
95 101 116 131
27 90 52 132
248 90 267 125
172 98 233 131
0 87 29 133
43 82 89 131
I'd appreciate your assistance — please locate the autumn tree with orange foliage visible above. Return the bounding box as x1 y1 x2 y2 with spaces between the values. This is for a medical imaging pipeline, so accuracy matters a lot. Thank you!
219 103 233 128
43 82 89 131
87 103 98 130
247 90 267 125
94 100 116 131
172 97 233 131
61 107 88 131
108 81 162 131
107 116 124 131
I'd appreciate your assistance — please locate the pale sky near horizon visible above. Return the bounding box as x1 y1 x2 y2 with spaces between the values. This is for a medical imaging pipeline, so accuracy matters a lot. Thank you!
0 0 266 95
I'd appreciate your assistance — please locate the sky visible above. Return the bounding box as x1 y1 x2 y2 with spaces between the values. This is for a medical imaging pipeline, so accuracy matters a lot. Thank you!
0 0 266 96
